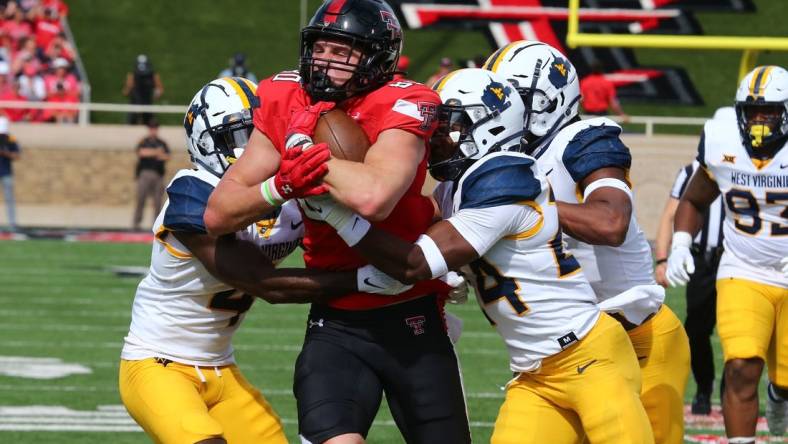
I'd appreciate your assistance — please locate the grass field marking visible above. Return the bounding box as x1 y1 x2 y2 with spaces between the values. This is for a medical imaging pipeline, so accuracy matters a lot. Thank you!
0 339 505 356
0 405 498 433
0 356 92 379
0 309 132 318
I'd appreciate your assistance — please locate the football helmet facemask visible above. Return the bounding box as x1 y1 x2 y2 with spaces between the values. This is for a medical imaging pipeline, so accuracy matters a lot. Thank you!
299 0 402 102
428 68 526 182
483 40 580 155
735 65 788 157
184 77 260 178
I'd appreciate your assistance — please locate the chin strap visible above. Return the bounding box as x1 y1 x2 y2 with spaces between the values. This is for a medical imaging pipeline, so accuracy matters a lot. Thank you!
524 94 582 159
193 157 224 179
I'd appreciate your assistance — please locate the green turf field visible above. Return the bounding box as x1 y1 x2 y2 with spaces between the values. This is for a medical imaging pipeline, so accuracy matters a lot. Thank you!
0 239 780 442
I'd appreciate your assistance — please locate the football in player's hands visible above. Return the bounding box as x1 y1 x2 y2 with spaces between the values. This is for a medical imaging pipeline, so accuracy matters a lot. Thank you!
314 109 370 162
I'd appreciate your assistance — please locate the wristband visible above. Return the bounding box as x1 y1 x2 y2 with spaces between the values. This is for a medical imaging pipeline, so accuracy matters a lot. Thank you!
583 178 632 201
671 231 693 249
655 258 667 265
415 234 449 279
336 214 371 247
260 177 285 207
285 133 314 151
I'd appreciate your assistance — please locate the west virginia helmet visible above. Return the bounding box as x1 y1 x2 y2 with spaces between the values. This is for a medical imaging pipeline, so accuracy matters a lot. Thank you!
483 40 581 154
299 0 403 102
428 68 525 182
735 65 788 157
184 77 260 178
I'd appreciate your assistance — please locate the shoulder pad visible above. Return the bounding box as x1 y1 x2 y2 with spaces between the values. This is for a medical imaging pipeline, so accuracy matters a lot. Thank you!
561 124 631 183
459 153 543 210
163 175 214 233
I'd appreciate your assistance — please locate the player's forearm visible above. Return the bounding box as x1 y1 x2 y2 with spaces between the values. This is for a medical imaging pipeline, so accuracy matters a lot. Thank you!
556 200 630 246
324 159 402 221
204 179 279 236
354 229 432 284
655 198 679 259
251 269 357 304
673 198 704 237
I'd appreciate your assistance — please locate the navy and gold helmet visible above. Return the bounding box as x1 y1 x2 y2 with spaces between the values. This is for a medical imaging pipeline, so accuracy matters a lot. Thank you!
428 68 525 182
184 77 259 178
299 0 403 102
484 41 581 155
735 65 788 157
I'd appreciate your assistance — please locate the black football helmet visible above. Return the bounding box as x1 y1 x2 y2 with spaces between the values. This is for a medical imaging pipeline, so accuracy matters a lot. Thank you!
299 0 403 102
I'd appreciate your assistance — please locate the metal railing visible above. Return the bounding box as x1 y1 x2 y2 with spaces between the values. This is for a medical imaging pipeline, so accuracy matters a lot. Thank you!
0 100 711 136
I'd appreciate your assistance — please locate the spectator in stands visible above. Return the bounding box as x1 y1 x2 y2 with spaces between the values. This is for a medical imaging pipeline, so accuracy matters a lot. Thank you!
11 36 42 76
43 56 77 95
425 56 452 88
42 81 77 123
132 118 169 231
2 4 31 44
218 52 257 84
580 61 629 122
17 61 45 114
0 76 29 122
31 4 62 49
655 159 725 415
0 61 11 95
0 116 20 231
44 33 74 63
123 54 163 126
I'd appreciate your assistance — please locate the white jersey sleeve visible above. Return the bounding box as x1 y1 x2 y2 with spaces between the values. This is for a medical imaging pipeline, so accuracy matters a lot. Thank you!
448 204 538 256
536 118 656 300
699 118 788 287
122 169 304 365
452 152 599 373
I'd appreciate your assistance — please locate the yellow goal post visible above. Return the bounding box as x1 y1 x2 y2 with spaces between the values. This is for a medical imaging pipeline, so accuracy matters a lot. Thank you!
565 0 788 81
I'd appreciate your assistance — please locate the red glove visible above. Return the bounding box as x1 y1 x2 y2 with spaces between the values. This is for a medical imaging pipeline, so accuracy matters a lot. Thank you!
261 143 330 206
285 102 335 149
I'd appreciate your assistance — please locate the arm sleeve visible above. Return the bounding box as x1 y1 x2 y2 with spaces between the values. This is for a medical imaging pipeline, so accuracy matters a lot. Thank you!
162 176 215 233
695 128 708 168
561 124 632 183
448 204 539 256
670 164 692 199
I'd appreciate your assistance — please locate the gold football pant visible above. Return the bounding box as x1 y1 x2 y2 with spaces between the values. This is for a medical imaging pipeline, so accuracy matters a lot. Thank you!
119 358 287 444
491 313 654 444
627 305 691 444
717 278 788 386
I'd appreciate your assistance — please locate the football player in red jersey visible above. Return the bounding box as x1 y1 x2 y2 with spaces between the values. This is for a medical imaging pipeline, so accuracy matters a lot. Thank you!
203 1 471 443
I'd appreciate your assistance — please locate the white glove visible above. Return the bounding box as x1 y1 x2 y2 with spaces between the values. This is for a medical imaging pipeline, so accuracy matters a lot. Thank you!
357 264 413 295
441 271 468 305
781 256 788 280
299 195 371 246
666 231 695 287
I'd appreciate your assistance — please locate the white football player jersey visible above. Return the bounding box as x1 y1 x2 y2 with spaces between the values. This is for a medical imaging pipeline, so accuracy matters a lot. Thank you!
699 118 788 288
535 117 657 301
438 151 600 373
121 168 304 366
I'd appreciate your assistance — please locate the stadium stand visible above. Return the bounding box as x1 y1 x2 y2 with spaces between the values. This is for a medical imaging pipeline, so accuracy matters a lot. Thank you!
0 0 82 123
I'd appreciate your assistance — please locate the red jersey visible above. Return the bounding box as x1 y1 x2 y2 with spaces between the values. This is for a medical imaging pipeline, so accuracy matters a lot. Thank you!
254 71 448 310
580 73 616 113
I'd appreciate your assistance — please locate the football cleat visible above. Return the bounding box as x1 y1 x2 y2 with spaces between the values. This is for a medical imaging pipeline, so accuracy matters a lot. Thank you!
766 382 787 436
